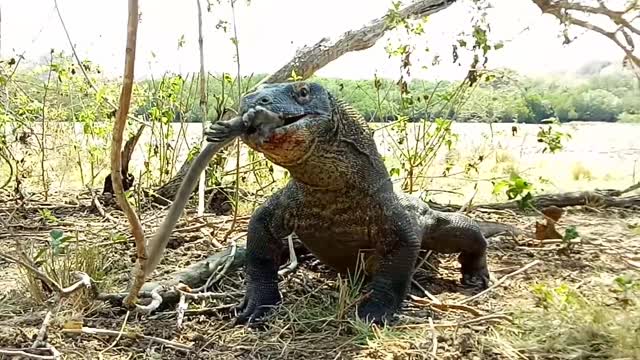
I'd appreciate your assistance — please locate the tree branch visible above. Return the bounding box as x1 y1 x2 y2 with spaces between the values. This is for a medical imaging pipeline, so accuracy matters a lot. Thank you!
258 0 459 85
110 0 146 307
531 0 640 77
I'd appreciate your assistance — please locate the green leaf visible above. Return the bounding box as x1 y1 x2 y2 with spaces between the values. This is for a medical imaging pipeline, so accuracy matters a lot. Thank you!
563 226 579 241
50 229 64 241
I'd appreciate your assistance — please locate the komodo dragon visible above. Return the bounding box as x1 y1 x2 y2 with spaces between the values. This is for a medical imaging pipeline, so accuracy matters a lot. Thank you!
206 82 518 325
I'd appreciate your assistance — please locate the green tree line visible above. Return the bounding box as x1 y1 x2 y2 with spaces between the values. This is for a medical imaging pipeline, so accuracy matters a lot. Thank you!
141 68 640 124
2 53 639 128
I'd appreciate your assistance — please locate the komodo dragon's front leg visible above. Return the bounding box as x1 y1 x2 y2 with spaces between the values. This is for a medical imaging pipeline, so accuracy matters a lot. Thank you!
358 191 421 324
233 186 293 324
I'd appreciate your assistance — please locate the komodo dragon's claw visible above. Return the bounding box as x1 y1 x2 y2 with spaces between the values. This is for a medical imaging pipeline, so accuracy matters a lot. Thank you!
356 298 397 326
232 284 282 326
461 268 490 289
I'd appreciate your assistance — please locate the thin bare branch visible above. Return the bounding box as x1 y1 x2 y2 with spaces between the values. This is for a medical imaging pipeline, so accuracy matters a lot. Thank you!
531 0 640 78
110 0 146 307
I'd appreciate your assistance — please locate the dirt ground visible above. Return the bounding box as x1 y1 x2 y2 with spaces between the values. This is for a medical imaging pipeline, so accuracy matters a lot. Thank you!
1 192 639 360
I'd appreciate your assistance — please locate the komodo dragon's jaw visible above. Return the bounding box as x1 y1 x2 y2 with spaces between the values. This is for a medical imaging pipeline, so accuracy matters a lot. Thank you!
238 82 335 167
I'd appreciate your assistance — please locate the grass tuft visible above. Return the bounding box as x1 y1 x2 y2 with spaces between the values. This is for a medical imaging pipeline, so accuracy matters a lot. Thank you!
489 277 640 359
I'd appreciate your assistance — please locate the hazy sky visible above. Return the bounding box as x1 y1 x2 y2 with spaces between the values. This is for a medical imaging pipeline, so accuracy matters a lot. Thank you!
0 0 625 81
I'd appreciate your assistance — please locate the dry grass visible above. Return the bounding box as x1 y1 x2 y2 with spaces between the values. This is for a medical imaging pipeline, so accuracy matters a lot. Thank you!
571 161 593 181
1 192 639 359
487 277 640 359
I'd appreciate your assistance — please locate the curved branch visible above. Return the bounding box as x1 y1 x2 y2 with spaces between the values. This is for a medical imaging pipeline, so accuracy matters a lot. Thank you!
110 0 146 307
259 0 459 85
531 0 640 77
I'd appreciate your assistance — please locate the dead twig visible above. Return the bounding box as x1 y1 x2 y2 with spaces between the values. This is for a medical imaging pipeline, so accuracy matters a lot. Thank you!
92 195 118 223
0 347 60 359
99 311 130 355
410 295 483 316
32 310 54 348
411 279 441 304
62 326 193 352
429 317 438 358
176 292 187 329
399 313 512 329
178 289 242 300
195 240 238 293
0 253 61 294
278 234 298 277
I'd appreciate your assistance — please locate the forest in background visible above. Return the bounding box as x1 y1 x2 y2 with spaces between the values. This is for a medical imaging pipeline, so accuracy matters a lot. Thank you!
3 53 639 132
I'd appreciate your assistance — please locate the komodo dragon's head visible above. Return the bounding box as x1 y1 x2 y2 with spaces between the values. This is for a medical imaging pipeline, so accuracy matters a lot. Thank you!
239 81 335 167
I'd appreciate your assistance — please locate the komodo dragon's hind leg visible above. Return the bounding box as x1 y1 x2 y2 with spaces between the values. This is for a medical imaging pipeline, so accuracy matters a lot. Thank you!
420 211 490 289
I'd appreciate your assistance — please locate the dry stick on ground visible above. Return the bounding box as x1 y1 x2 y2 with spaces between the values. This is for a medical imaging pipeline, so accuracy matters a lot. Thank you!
32 310 54 348
398 313 512 329
0 348 59 360
99 311 130 355
429 317 438 358
110 0 146 307
0 253 92 298
176 292 187 329
411 250 441 303
469 190 640 211
458 260 541 305
61 327 193 352
409 295 482 316
91 194 118 223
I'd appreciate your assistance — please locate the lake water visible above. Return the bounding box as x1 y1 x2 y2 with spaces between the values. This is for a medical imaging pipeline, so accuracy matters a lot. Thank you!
4 121 640 203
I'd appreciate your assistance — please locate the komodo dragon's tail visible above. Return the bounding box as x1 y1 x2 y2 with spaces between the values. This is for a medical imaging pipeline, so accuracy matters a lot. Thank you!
476 220 526 238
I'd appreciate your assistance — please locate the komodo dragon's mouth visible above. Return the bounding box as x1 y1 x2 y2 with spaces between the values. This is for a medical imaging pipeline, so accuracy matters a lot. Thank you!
281 113 307 126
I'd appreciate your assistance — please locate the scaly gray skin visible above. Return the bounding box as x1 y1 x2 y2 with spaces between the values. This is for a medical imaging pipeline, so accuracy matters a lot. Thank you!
144 107 285 278
228 82 504 325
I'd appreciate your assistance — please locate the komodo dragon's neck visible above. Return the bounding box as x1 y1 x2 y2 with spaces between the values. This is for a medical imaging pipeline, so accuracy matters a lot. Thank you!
284 97 391 193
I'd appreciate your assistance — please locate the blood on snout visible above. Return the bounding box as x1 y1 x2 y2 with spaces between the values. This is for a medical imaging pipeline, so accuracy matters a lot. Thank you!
254 128 311 165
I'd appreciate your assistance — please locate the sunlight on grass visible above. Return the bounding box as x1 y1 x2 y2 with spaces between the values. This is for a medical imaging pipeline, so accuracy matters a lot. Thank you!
488 276 640 359
17 231 121 307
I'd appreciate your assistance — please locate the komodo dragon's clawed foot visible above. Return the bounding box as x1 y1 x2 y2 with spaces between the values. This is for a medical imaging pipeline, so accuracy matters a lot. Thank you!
233 284 282 326
357 298 398 325
459 253 490 289
461 269 490 289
